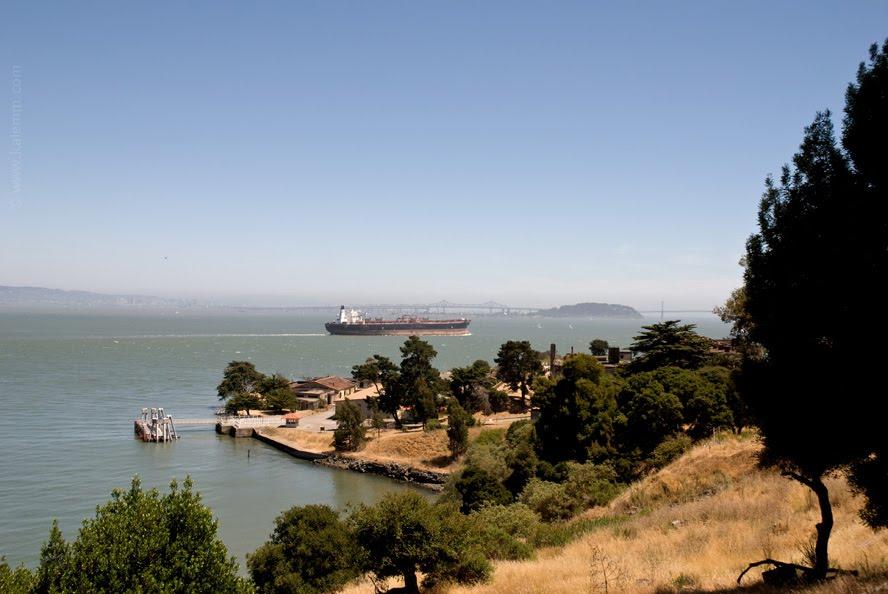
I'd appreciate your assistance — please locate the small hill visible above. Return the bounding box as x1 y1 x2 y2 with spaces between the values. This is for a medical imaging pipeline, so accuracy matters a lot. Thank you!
0 285 195 308
443 433 888 594
535 302 643 319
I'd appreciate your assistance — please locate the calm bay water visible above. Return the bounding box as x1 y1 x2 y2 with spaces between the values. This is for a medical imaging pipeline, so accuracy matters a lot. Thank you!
0 309 729 568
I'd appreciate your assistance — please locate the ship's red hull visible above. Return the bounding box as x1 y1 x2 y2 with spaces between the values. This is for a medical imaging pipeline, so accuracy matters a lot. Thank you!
325 319 470 336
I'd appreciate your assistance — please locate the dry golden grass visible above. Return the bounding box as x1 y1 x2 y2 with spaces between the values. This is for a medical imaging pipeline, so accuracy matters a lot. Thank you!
255 427 334 453
344 433 888 594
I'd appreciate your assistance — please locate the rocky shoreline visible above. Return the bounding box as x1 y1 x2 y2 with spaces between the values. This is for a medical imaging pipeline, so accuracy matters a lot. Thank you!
315 454 448 491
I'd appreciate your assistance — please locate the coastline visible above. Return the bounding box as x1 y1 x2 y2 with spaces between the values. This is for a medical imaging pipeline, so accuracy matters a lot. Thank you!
252 427 449 490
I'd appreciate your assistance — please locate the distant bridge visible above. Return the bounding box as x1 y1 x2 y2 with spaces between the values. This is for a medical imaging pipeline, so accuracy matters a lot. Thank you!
239 302 715 316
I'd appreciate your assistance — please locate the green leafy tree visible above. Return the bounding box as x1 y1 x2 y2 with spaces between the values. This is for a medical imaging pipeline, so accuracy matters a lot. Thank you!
446 400 471 459
352 355 402 426
217 360 265 401
248 504 359 594
650 367 733 440
494 340 543 407
265 387 297 413
370 406 386 439
333 400 365 452
627 321 710 372
259 373 292 395
225 391 264 416
33 477 251 593
398 336 444 423
487 389 509 413
615 374 683 457
533 354 620 464
348 492 490 594
449 360 494 412
736 43 888 578
0 557 33 594
589 339 609 357
698 366 749 434
454 467 513 514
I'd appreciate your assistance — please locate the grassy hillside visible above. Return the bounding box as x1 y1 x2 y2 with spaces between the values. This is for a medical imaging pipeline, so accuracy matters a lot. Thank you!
344 433 888 593
446 433 888 593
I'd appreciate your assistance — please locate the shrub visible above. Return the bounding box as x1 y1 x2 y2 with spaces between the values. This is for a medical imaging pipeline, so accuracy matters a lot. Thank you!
455 467 513 513
0 558 33 594
648 433 693 469
447 400 471 459
519 479 575 521
248 504 359 594
563 462 621 509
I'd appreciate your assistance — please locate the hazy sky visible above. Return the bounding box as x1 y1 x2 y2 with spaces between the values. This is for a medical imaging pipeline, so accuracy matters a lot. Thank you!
2 2 886 309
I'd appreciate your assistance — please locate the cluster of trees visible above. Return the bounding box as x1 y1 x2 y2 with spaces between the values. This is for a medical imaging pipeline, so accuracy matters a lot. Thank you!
217 361 297 415
249 493 489 594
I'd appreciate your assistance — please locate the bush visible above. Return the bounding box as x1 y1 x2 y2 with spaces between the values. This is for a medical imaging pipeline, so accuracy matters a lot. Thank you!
447 400 471 459
648 433 693 469
248 504 359 594
33 477 251 593
424 418 443 431
473 428 505 447
562 462 621 509
0 558 33 594
455 467 513 513
519 479 575 521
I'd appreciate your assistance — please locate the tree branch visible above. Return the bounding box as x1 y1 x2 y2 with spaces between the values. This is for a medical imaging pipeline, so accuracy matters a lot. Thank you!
737 558 858 584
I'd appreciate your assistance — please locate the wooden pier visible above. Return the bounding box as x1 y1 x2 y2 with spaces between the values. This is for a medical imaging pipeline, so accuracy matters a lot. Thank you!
134 409 286 441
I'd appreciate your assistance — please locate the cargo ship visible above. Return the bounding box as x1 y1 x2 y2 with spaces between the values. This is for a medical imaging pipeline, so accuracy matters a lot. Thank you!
325 306 471 336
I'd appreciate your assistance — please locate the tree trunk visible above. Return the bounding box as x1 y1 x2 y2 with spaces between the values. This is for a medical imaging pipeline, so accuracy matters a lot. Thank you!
520 383 528 408
402 571 420 594
810 475 834 579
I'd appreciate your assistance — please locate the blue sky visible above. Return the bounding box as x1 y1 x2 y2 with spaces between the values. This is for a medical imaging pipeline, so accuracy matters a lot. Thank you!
2 2 886 309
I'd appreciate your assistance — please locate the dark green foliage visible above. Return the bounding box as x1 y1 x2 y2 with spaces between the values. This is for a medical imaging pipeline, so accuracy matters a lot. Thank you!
225 391 264 415
454 467 513 513
651 367 733 440
259 373 292 395
468 504 539 561
736 41 888 576
217 360 265 400
333 400 365 452
648 433 693 469
449 360 494 412
494 340 543 406
698 366 749 434
487 389 509 413
248 504 359 594
348 492 490 594
370 406 386 438
411 378 440 425
352 355 401 425
589 339 609 356
616 374 683 456
0 557 33 594
265 387 297 413
504 439 538 497
533 354 619 463
447 400 471 459
520 463 620 521
34 477 250 593
627 321 710 372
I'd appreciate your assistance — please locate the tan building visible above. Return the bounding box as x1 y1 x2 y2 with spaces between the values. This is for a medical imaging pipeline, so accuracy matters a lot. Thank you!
290 376 357 406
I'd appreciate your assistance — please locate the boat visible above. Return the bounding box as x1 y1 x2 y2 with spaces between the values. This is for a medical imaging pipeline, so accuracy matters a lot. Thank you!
325 306 471 336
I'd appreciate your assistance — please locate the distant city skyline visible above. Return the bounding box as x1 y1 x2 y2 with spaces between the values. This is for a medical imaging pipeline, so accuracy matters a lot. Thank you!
3 2 886 310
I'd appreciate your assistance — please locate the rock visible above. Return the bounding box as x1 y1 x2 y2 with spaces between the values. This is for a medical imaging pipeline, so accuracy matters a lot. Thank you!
314 455 447 490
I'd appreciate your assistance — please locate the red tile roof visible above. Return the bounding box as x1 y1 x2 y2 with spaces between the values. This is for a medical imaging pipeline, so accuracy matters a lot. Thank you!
311 375 355 391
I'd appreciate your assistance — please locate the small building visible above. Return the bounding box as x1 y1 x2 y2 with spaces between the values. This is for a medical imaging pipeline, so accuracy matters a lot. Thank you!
283 412 301 427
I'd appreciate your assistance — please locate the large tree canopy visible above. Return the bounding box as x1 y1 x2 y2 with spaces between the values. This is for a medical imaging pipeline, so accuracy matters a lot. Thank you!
736 40 888 581
627 321 710 372
34 477 251 593
494 340 543 406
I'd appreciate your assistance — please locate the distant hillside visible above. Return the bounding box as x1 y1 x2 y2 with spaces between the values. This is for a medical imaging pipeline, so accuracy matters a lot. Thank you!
535 302 643 319
0 285 196 308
